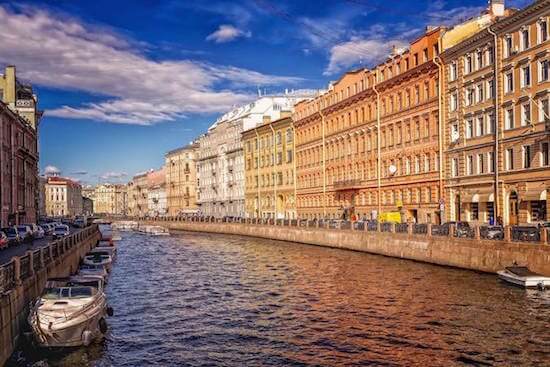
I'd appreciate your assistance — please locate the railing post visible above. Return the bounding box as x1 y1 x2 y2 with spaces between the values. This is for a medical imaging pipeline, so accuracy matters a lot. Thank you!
427 223 432 238
13 257 21 286
449 224 455 237
541 228 548 245
474 225 481 240
504 226 512 242
407 223 413 235
377 222 381 232
351 221 355 231
391 223 396 233
27 251 34 276
48 244 53 261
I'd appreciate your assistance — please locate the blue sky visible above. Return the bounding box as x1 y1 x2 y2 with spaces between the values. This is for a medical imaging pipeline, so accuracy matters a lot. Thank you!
0 0 531 185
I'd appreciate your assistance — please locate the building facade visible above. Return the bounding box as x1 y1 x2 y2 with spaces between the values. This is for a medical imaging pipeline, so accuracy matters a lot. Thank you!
242 115 297 219
147 168 166 216
165 143 199 215
132 173 149 217
294 28 443 223
442 0 549 225
0 66 41 227
92 184 127 215
44 176 83 217
197 94 315 218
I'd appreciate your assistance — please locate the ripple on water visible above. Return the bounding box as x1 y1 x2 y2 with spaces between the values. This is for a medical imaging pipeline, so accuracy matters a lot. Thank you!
8 229 550 366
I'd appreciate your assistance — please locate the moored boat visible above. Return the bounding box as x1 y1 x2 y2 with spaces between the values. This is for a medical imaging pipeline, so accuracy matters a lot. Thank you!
83 250 113 272
497 266 550 289
78 264 109 282
28 276 111 347
146 225 170 236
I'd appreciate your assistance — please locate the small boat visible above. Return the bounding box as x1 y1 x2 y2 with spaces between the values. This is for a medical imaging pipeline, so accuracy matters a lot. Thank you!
111 221 138 231
92 244 117 261
83 251 113 272
497 266 550 289
28 276 112 347
78 264 109 282
146 225 170 236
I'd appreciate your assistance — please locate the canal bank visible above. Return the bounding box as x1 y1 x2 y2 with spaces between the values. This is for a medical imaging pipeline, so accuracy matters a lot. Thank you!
137 220 550 276
0 225 101 366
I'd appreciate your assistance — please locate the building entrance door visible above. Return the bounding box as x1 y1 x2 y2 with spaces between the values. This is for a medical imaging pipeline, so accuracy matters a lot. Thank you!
509 191 519 225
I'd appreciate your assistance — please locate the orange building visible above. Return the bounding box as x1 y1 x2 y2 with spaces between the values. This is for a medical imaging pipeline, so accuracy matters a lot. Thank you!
294 27 444 223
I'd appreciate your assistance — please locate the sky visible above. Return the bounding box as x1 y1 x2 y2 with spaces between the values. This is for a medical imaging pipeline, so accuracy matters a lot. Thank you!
0 0 532 185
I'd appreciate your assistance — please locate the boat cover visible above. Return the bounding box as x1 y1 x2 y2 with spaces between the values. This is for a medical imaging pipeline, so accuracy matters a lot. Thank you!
505 266 541 277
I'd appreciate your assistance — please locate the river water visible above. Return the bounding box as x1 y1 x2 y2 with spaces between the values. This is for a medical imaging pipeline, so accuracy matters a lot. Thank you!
9 227 550 366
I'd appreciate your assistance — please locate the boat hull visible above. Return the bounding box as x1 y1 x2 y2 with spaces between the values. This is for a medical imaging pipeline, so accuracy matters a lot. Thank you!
497 270 550 288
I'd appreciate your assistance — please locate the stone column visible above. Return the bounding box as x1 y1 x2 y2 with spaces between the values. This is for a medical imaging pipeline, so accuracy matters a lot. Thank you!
427 223 432 238
504 226 511 242
540 227 547 245
474 225 481 240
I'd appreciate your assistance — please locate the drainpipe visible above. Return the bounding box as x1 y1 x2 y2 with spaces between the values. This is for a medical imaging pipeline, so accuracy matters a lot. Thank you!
291 121 297 220
488 26 500 223
373 70 382 218
319 102 327 218
0 108 4 227
255 129 261 218
270 124 277 219
433 51 445 223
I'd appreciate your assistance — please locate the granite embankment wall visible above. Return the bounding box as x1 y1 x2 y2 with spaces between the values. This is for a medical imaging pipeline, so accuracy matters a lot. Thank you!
140 220 550 276
0 225 101 366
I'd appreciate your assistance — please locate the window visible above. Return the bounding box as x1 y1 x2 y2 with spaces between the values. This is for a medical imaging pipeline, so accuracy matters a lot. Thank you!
539 19 548 43
488 151 495 173
487 112 496 134
476 116 484 136
477 83 484 102
505 72 514 93
450 92 458 111
467 155 474 175
477 154 484 174
415 85 420 104
487 47 494 65
466 119 474 138
414 53 419 66
465 54 473 74
539 60 549 82
505 35 513 57
539 97 549 122
476 50 483 69
521 28 530 50
506 148 514 170
452 158 459 177
488 79 495 99
521 65 531 88
505 108 514 130
451 123 459 142
449 63 457 81
541 142 549 166
471 203 479 221
523 145 532 168
423 48 428 62
467 88 475 106
521 103 531 126
286 149 293 163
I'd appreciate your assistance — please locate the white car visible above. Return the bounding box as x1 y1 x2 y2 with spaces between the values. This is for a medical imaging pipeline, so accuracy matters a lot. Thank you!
53 225 70 239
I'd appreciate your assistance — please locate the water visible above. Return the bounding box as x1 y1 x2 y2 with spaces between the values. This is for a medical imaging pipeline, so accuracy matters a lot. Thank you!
10 228 550 366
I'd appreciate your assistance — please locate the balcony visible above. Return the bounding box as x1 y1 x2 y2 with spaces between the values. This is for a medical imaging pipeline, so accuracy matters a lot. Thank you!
333 179 362 190
16 99 34 108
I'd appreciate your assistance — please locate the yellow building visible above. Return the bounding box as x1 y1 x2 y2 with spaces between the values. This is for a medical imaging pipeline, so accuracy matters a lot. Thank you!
45 176 83 217
243 114 297 219
0 65 42 129
165 142 199 215
92 184 127 215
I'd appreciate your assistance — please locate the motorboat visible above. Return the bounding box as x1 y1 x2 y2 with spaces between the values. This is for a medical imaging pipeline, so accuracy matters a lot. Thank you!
497 266 550 289
78 264 109 282
83 251 113 272
146 225 170 236
28 276 112 347
91 244 117 261
111 221 138 231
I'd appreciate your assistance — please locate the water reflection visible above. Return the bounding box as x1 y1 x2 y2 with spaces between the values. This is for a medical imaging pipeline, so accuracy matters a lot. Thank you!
9 229 550 366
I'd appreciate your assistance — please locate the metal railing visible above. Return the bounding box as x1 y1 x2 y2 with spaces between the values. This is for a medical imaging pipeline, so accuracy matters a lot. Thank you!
413 224 428 235
431 225 449 237
380 223 393 233
0 224 99 294
395 223 409 234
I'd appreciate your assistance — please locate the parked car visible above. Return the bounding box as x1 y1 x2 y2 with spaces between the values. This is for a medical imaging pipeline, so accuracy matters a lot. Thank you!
24 223 44 239
17 225 34 243
443 221 472 237
53 225 70 239
2 227 21 246
484 226 504 240
73 218 85 228
40 224 53 236
0 232 8 250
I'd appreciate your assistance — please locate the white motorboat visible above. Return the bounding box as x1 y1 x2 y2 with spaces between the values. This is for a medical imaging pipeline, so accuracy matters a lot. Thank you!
92 245 117 261
78 264 109 282
146 225 170 236
111 220 138 231
28 277 112 347
83 251 113 272
497 266 550 289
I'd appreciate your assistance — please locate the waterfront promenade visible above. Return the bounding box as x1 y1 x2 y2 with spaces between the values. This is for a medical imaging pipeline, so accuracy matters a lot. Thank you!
129 217 550 276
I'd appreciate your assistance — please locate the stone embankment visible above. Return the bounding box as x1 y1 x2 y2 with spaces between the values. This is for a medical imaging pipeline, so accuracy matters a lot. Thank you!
136 218 550 276
0 225 101 366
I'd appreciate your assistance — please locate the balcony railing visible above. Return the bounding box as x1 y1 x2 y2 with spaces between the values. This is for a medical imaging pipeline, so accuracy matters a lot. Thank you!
333 179 362 190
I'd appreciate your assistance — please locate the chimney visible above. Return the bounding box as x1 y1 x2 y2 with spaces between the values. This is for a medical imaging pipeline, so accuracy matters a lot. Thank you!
489 0 505 17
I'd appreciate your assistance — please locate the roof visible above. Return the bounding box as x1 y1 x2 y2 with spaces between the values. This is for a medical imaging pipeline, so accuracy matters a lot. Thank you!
165 142 199 157
46 176 81 188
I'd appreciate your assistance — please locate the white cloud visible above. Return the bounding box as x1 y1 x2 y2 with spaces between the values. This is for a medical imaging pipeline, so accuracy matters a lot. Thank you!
325 37 408 75
206 24 251 43
0 6 300 125
44 165 61 176
100 171 128 180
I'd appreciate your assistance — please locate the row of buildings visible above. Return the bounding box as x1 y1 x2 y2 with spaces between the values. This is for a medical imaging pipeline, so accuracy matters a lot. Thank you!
97 0 548 226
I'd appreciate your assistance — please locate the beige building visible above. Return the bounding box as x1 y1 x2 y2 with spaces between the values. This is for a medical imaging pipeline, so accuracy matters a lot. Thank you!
45 176 83 217
242 115 297 219
165 143 199 215
128 172 149 217
92 184 127 215
442 0 549 225
0 65 42 129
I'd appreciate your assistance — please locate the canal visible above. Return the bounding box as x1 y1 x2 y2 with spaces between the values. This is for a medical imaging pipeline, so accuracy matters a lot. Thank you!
9 227 550 366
